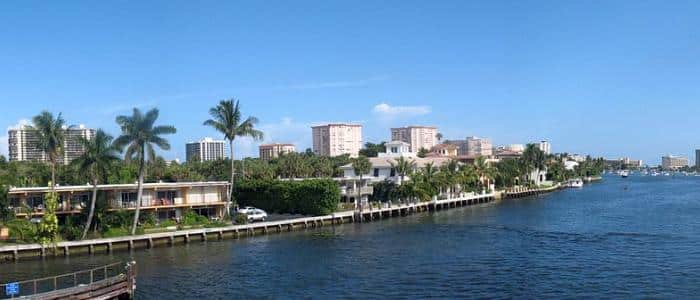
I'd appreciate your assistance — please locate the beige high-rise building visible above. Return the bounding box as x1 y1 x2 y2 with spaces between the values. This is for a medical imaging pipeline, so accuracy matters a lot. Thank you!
259 143 296 160
390 126 438 152
661 155 688 170
312 124 362 157
466 136 493 157
8 124 95 165
538 140 552 155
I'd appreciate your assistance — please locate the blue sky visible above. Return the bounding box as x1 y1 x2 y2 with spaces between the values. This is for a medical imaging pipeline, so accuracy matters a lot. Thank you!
1 1 699 165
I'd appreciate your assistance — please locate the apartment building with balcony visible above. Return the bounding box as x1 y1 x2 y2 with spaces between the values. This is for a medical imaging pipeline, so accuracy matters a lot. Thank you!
8 181 229 221
186 137 227 162
312 123 362 157
390 126 438 152
8 124 95 165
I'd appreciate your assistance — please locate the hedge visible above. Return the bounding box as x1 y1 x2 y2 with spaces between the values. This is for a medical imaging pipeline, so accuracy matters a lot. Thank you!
233 179 340 216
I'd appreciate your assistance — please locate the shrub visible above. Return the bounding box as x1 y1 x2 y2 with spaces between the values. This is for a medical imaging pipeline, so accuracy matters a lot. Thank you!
234 213 248 225
60 216 83 241
6 219 37 243
182 210 209 226
234 179 340 215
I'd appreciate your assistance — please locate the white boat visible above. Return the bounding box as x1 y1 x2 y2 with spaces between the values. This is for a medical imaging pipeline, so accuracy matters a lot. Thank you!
566 179 584 188
620 170 629 178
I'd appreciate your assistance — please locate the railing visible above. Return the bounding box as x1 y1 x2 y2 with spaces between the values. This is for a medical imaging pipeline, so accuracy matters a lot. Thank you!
0 261 135 299
343 186 374 196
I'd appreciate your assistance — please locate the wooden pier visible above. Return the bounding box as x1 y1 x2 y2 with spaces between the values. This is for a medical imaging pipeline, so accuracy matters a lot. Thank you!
504 184 562 199
0 193 496 261
0 261 136 299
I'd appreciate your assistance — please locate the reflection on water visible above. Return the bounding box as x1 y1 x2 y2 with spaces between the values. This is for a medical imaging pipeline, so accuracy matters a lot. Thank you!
3 175 700 298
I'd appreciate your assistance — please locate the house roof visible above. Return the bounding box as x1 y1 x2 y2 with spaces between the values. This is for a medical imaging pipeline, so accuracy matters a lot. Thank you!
9 181 230 195
341 156 455 170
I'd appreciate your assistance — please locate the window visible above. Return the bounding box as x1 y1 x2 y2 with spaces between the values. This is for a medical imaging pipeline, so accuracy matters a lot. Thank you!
390 168 396 177
374 168 379 177
391 147 398 153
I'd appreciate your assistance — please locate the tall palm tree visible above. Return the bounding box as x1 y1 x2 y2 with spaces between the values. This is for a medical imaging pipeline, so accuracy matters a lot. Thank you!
390 156 416 185
72 130 120 239
114 108 176 235
351 156 372 211
203 99 263 213
521 144 546 184
473 156 496 191
28 111 66 190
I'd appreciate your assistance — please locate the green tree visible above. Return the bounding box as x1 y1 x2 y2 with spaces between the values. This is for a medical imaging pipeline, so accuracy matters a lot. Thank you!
37 192 59 245
417 148 429 158
0 185 14 224
71 129 120 239
114 108 176 235
203 99 264 211
521 144 546 184
28 111 66 190
390 156 416 185
359 142 386 157
351 156 372 209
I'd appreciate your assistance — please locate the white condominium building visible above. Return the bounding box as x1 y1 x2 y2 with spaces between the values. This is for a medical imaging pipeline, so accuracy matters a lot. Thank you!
661 155 688 170
8 124 95 165
259 143 296 160
390 126 438 152
312 123 362 157
538 140 552 155
186 137 227 162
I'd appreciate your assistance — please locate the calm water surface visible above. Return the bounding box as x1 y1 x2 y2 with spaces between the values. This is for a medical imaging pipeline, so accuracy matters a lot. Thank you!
2 175 700 298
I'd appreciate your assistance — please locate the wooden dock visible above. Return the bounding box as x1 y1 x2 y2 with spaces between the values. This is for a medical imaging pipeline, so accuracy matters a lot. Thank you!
504 184 562 199
0 193 496 261
1 261 136 299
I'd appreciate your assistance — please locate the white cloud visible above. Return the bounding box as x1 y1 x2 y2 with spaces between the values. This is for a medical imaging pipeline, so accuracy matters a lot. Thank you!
372 102 431 121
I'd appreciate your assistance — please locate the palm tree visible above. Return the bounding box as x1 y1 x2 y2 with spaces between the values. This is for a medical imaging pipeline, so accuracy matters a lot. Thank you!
114 108 176 235
203 99 263 213
351 156 372 210
473 156 496 191
28 111 66 190
521 144 547 185
390 156 416 185
72 130 120 239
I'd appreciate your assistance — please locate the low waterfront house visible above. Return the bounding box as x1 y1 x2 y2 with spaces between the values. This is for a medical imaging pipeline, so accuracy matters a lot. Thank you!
427 143 458 157
8 181 230 221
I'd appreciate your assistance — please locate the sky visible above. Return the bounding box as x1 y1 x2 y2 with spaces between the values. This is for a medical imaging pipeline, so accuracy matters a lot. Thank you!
1 1 699 165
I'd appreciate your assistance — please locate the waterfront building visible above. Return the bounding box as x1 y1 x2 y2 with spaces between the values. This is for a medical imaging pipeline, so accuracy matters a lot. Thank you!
466 136 493 157
340 142 452 185
390 126 438 152
312 123 362 157
538 140 552 155
8 181 229 221
259 143 295 160
8 124 95 165
186 137 226 162
564 160 579 171
428 143 458 157
494 148 522 160
661 155 688 170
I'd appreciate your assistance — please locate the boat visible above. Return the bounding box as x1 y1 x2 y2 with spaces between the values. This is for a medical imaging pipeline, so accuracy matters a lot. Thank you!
566 179 584 188
620 170 629 178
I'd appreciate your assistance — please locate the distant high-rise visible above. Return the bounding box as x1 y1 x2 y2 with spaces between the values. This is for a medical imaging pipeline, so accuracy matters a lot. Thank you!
186 138 226 162
312 123 362 157
466 136 493 157
8 124 95 165
259 143 295 160
661 155 688 170
390 126 438 152
696 149 700 168
538 140 552 155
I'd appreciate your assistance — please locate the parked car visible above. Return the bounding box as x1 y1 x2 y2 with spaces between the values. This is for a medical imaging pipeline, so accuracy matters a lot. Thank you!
246 209 268 222
237 206 257 214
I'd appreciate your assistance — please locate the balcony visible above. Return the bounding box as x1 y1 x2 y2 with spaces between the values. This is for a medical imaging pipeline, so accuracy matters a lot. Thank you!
342 186 374 196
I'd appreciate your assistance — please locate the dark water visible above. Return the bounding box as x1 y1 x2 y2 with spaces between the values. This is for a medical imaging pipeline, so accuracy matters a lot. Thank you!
3 175 700 298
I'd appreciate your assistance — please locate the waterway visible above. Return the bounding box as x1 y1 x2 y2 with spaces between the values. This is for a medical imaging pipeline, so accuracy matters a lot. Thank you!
2 175 700 298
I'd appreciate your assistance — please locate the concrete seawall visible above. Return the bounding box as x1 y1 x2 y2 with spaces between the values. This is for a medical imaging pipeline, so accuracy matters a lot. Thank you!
0 193 498 261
